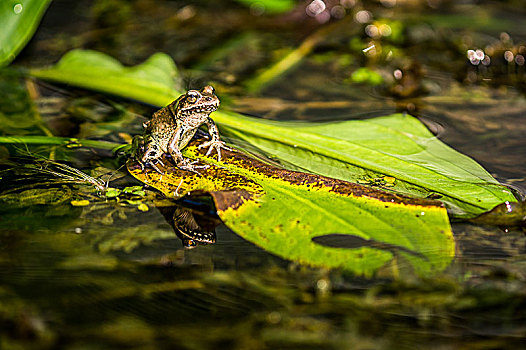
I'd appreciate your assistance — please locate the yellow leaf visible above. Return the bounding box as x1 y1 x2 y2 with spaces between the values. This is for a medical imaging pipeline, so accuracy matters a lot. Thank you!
71 200 90 207
137 203 149 212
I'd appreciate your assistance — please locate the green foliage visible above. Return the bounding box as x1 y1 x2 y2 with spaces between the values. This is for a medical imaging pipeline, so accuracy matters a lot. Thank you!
104 186 146 199
233 0 296 14
349 67 384 85
385 19 404 43
374 19 405 44
0 0 52 66
31 49 182 107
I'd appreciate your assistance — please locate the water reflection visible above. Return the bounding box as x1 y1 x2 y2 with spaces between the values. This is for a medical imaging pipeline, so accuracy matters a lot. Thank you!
158 202 218 248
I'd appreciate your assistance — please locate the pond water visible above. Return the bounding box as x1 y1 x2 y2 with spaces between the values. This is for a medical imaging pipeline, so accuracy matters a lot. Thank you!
1 0 526 349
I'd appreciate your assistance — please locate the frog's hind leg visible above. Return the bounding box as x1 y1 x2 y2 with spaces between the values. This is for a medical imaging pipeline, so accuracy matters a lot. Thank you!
147 159 165 174
177 159 209 175
140 157 165 174
141 142 166 174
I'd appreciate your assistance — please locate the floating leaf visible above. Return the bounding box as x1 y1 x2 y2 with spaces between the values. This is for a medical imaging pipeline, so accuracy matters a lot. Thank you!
128 140 454 276
105 188 122 198
123 186 146 196
71 199 90 207
214 112 517 218
137 203 149 212
0 0 52 66
30 50 516 218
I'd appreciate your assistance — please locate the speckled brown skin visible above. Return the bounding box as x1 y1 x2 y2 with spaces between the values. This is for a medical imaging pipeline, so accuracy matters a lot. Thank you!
139 85 228 173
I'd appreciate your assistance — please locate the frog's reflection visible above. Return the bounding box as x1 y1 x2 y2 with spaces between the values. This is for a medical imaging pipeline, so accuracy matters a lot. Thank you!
157 201 220 248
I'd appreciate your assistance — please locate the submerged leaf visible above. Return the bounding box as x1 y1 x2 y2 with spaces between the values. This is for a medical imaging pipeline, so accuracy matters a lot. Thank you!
0 69 42 134
128 140 454 276
0 0 52 66
0 187 72 208
30 50 516 217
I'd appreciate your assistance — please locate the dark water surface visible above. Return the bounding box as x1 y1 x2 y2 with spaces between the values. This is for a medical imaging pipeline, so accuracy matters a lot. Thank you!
2 1 526 349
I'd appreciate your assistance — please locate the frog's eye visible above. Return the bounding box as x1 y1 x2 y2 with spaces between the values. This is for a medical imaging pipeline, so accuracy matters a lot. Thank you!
186 92 199 103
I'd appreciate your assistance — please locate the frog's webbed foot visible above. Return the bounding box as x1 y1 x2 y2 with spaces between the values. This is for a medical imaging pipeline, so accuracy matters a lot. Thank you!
198 140 232 162
148 160 165 174
177 158 209 175
143 159 165 174
137 156 165 174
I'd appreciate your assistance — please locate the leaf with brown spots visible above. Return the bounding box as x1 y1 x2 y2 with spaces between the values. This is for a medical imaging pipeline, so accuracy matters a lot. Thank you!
128 139 454 276
213 111 517 219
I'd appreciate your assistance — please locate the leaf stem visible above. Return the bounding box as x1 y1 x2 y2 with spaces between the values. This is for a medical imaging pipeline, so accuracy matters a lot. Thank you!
245 21 346 93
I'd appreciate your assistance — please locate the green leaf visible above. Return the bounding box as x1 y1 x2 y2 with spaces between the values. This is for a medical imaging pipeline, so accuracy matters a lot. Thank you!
350 67 384 86
0 0 52 66
29 49 516 217
31 49 181 107
0 135 122 150
233 0 295 14
128 141 454 276
213 111 516 218
105 188 122 198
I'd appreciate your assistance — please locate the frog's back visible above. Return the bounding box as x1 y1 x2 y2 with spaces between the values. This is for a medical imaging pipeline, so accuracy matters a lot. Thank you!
146 101 180 152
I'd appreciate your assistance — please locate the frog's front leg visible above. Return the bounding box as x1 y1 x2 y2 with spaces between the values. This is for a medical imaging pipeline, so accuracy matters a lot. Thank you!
198 117 231 162
167 127 186 165
168 127 208 173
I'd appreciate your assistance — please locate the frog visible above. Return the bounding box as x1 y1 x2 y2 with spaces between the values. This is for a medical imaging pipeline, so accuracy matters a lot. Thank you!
137 85 229 173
